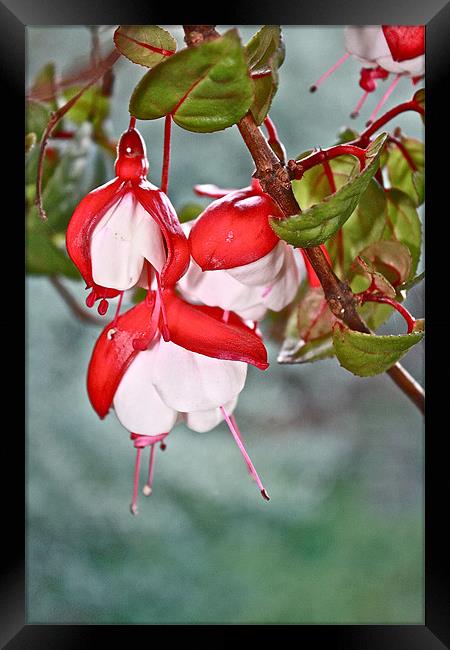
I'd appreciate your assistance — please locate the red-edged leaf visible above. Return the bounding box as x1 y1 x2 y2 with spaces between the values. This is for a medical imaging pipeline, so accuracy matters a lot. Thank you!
87 298 156 418
134 181 190 288
382 26 425 62
66 177 125 300
163 291 269 370
189 187 281 270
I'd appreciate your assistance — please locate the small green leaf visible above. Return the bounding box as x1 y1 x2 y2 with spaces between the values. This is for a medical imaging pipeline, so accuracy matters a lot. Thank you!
30 62 58 112
27 216 79 279
245 25 285 124
63 86 110 131
178 202 204 223
328 178 387 276
292 154 357 209
114 25 177 68
332 322 424 377
335 127 359 144
355 240 413 288
386 137 424 206
351 256 397 298
130 29 253 132
26 100 51 141
414 88 424 122
271 133 388 247
383 189 422 274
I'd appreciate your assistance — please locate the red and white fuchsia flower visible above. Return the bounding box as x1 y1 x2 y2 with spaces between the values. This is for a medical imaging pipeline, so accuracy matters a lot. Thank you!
87 288 270 514
310 25 424 122
185 179 301 320
66 119 189 314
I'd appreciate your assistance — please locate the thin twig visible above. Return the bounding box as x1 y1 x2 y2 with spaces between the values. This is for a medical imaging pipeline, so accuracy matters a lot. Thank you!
182 25 425 414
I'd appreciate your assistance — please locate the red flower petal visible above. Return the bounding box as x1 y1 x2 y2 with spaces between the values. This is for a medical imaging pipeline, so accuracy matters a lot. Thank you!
382 26 425 62
134 181 190 288
163 291 269 370
87 297 157 418
189 188 281 271
66 177 126 300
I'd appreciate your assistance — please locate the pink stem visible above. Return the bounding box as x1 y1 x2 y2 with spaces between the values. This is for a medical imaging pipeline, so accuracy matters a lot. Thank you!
220 406 270 501
310 52 350 92
130 447 142 515
366 74 402 126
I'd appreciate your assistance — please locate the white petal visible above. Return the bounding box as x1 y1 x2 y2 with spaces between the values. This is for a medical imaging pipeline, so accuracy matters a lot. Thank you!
184 397 238 433
153 341 247 412
263 245 300 311
178 260 264 312
113 341 178 436
376 54 424 76
234 303 268 321
344 26 390 62
226 241 285 286
91 192 166 291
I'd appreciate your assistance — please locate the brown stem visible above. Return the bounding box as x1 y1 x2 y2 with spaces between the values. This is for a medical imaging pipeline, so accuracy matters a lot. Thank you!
182 25 424 414
34 49 121 221
49 277 103 325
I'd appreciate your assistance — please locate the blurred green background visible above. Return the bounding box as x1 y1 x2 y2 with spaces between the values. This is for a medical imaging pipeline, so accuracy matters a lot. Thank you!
26 26 424 624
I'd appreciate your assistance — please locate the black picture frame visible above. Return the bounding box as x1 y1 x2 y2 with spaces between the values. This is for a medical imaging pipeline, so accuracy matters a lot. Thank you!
6 0 449 645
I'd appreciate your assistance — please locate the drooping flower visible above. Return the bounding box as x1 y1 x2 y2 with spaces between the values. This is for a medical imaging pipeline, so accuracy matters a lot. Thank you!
87 289 270 513
66 120 189 314
310 25 424 121
185 179 302 320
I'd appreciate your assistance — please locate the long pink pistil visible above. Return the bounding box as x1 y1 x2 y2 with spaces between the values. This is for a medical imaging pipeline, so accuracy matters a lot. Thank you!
220 406 270 501
350 90 370 119
143 444 157 497
130 447 142 515
366 74 402 126
310 52 350 92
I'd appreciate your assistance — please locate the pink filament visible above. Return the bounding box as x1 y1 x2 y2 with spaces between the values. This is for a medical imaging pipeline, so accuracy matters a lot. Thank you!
366 74 402 126
310 52 350 91
130 447 142 515
261 285 273 298
143 444 157 496
350 90 370 119
222 310 230 323
220 406 270 501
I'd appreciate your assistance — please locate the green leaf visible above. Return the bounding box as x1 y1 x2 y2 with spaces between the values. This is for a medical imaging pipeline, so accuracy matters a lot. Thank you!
383 189 422 274
271 133 388 247
335 127 359 144
26 100 51 141
332 321 424 377
292 154 358 209
26 215 79 279
129 29 253 132
114 25 177 68
178 202 204 223
386 137 424 206
353 240 413 289
63 86 110 131
328 178 387 276
398 270 425 294
30 62 58 111
414 88 425 122
350 255 397 298
245 25 285 124
26 133 37 154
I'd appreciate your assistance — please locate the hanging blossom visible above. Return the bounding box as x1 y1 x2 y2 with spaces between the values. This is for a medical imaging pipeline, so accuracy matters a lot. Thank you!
183 179 302 321
66 119 189 314
87 288 270 514
310 25 424 121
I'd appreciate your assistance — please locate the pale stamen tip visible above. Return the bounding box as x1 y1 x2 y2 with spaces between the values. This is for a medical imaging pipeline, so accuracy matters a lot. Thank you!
261 489 270 501
143 485 152 497
130 504 139 516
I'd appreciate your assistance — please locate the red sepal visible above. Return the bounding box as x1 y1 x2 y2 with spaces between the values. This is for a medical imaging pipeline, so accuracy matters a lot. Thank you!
382 26 425 62
134 181 190 288
163 291 269 370
66 177 125 300
189 187 281 271
87 297 157 418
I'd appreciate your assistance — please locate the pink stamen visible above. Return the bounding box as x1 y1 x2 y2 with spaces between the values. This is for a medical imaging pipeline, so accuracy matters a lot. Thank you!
222 310 230 323
350 90 370 119
143 444 157 497
130 447 142 515
220 406 270 501
366 74 402 126
310 52 350 92
156 272 170 342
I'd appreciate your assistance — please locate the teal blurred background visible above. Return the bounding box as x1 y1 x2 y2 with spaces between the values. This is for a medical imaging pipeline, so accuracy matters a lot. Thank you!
26 26 424 624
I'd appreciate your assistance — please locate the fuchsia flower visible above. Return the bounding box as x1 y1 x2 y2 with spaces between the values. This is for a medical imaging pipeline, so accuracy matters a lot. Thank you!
66 120 190 314
184 179 302 320
87 288 270 513
310 25 424 121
